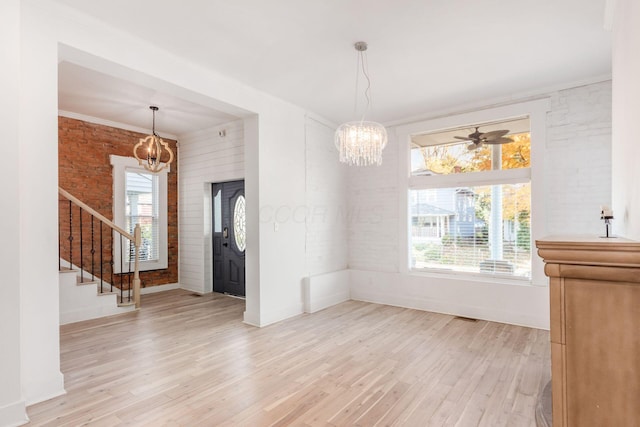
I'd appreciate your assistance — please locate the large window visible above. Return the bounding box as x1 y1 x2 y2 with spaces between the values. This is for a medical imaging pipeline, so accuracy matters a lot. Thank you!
110 155 168 272
409 117 531 279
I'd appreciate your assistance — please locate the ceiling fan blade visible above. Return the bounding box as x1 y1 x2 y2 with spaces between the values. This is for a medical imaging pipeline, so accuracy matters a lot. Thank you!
485 137 514 145
454 136 471 141
480 130 509 140
467 142 483 151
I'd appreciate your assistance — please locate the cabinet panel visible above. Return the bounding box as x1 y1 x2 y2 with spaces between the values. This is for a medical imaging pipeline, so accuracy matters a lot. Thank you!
551 342 567 427
549 277 563 344
564 278 640 426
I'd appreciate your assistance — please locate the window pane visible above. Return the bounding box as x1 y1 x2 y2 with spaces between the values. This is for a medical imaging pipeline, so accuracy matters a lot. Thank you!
410 183 531 278
214 189 222 233
125 171 159 262
233 195 246 252
411 117 530 176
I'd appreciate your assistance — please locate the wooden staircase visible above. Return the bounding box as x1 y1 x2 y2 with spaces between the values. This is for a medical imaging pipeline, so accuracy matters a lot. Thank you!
58 186 142 324
59 267 136 324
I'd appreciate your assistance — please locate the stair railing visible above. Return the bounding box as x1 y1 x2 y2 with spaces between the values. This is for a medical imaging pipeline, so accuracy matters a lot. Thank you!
58 187 142 308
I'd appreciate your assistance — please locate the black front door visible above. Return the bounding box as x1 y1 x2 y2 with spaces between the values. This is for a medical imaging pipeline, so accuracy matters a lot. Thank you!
212 180 245 297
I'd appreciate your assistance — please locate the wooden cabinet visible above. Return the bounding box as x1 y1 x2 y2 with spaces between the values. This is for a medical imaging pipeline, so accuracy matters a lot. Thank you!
536 236 640 427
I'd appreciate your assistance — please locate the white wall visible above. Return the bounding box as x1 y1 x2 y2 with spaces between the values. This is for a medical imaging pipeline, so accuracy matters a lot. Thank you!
546 81 612 234
304 118 348 276
0 0 28 424
254 108 308 325
612 0 640 240
7 0 311 414
348 81 612 329
19 1 65 406
178 120 244 294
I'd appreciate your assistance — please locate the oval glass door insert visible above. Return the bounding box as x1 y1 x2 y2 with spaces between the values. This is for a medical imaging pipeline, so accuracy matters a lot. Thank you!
233 195 246 252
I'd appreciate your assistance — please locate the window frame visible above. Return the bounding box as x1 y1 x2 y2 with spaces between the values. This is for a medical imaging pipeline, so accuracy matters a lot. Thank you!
396 99 550 286
110 155 169 273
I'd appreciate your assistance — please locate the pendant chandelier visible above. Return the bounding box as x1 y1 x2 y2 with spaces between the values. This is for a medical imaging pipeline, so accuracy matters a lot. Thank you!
133 106 174 173
335 41 388 166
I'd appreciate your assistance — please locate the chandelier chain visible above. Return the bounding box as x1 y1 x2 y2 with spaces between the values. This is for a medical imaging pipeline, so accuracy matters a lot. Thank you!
359 50 373 123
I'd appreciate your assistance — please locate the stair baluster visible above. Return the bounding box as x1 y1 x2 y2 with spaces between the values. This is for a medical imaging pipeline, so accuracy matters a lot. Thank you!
100 222 104 294
68 199 73 270
79 208 84 283
90 216 95 281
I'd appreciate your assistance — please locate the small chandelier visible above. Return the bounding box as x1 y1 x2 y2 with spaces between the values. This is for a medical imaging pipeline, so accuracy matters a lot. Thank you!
133 106 174 173
335 41 388 166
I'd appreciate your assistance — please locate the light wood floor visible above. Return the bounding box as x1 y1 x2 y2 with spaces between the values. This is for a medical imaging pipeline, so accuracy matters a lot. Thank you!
27 289 550 426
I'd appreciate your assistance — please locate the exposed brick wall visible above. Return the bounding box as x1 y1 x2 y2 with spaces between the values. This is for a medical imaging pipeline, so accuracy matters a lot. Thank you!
58 116 178 288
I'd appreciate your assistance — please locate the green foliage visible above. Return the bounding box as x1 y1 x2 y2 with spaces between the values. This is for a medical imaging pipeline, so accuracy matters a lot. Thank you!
413 242 444 262
441 233 454 246
516 211 531 249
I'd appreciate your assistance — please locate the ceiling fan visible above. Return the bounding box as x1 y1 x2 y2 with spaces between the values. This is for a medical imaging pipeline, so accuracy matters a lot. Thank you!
454 126 513 150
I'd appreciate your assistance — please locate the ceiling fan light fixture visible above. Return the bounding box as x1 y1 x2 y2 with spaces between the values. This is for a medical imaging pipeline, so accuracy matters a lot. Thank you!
455 126 513 151
335 41 388 166
133 106 174 173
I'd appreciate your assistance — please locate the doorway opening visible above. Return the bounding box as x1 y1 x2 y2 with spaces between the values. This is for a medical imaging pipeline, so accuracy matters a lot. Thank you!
212 180 246 297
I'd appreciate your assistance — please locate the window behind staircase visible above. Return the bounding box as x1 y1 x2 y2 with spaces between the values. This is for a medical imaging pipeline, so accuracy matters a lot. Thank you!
125 171 159 262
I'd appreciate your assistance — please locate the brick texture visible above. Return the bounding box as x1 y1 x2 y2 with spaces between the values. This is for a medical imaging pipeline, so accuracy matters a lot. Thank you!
58 116 178 288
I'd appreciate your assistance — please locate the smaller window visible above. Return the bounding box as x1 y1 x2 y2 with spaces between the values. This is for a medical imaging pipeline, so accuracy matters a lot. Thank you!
125 171 159 262
110 155 169 273
411 118 530 176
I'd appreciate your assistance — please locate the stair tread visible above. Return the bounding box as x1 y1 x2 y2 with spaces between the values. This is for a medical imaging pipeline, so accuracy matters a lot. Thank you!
117 300 136 307
97 291 118 296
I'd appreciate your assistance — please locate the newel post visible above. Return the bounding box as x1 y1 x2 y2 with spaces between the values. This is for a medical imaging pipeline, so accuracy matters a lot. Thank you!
133 224 142 308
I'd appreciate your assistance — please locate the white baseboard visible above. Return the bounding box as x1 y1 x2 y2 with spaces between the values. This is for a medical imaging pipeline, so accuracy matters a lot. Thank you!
140 282 180 294
180 285 206 295
24 372 65 406
349 269 549 330
0 400 28 427
243 310 260 327
261 304 305 327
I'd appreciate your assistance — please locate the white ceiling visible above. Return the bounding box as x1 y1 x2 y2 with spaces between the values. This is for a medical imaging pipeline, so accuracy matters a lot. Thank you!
54 0 612 133
58 62 239 136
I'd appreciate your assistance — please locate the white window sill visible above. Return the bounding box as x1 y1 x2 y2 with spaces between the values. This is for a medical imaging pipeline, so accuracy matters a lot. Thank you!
409 267 536 287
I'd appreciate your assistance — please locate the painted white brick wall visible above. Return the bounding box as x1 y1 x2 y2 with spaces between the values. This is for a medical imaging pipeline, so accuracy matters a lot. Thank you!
349 81 612 273
178 120 244 293
545 81 612 235
305 118 349 275
348 131 399 272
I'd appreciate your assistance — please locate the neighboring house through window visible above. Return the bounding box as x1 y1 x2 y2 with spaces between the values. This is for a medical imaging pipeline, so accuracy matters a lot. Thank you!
110 155 168 272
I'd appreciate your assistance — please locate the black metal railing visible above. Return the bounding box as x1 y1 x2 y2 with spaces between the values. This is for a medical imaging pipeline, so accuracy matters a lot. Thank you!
58 187 140 306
